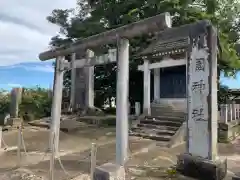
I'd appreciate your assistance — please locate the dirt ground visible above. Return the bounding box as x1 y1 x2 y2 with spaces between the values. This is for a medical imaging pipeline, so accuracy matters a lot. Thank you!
0 120 239 180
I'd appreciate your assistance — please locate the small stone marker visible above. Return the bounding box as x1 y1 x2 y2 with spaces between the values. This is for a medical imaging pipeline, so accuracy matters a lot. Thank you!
10 88 22 118
94 163 125 180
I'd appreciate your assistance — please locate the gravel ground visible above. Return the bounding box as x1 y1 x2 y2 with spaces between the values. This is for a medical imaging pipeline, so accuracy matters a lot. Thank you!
0 119 239 180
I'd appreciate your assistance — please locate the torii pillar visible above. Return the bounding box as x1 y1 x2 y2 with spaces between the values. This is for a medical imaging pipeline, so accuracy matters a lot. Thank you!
85 49 95 109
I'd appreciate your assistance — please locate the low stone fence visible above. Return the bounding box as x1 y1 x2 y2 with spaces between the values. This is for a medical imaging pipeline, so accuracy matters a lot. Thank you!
219 103 240 123
218 103 240 142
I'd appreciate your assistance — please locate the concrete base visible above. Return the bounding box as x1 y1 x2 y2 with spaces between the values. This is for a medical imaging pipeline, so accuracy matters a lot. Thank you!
176 153 227 180
233 176 240 180
94 163 125 180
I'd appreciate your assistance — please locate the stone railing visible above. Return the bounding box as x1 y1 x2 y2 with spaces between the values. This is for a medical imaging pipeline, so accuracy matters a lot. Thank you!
219 103 240 123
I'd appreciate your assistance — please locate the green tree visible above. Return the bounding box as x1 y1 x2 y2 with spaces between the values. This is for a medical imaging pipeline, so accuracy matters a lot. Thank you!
0 89 10 115
0 87 52 121
20 87 52 119
47 0 240 107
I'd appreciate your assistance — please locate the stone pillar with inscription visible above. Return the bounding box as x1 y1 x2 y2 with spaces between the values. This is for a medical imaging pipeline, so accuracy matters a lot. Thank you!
177 24 227 180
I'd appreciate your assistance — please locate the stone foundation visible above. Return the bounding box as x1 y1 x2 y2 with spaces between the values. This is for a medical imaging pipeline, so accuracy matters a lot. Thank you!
176 153 227 180
94 163 125 180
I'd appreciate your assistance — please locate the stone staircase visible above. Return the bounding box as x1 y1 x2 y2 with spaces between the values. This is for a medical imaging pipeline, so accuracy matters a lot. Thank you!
130 103 186 147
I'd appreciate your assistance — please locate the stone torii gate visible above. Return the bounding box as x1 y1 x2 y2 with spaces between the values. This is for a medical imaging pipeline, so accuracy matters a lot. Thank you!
39 12 172 180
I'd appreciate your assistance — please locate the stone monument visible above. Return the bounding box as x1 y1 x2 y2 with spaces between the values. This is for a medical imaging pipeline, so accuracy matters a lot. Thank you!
175 22 227 180
10 88 22 118
137 20 227 180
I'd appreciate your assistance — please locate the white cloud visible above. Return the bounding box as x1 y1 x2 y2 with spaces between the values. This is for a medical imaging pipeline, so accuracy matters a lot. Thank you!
23 64 54 73
0 0 76 66
0 62 55 73
7 83 22 88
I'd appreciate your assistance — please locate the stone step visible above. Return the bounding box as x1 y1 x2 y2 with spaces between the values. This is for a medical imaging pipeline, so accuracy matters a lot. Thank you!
151 111 186 116
151 102 184 107
151 104 183 110
140 119 182 127
151 110 186 117
137 124 179 131
129 131 171 141
132 127 176 136
145 115 185 122
151 106 187 113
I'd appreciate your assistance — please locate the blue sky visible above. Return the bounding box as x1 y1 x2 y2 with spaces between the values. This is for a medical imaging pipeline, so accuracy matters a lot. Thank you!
0 61 54 90
220 72 240 89
0 0 76 90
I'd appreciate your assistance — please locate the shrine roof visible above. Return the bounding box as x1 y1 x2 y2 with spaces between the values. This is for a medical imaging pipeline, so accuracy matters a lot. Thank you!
139 36 189 57
137 20 221 58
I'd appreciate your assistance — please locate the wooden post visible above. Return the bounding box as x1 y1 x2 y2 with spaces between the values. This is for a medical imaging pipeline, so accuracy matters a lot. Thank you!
17 125 22 167
49 131 55 180
90 143 97 180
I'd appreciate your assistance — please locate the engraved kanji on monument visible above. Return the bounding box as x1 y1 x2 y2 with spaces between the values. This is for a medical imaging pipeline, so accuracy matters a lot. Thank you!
188 35 210 158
